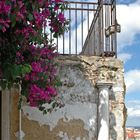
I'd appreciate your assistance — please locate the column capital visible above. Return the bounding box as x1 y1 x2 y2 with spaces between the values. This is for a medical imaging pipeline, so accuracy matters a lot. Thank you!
96 82 113 89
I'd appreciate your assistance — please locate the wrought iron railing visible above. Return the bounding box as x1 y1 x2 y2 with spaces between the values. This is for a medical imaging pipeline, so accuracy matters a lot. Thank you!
49 0 120 57
81 0 120 57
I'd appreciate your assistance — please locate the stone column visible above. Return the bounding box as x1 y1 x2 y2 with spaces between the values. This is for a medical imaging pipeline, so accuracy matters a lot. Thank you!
1 89 10 140
96 82 112 140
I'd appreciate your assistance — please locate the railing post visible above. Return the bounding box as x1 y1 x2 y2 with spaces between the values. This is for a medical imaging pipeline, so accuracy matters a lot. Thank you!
96 82 112 140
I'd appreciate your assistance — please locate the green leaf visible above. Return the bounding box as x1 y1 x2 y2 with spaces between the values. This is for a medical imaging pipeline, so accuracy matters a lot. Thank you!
22 64 32 75
43 110 47 115
28 13 33 21
0 25 2 30
11 14 16 27
55 77 62 87
21 89 27 97
0 80 7 90
53 33 58 38
39 106 45 111
12 64 22 80
32 5 35 10
7 82 13 89
18 96 23 110
36 80 46 88
3 63 13 80
55 81 62 87
52 102 57 109
38 73 48 81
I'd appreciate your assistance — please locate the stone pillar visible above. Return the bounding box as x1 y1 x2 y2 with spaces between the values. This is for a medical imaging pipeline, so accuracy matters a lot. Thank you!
1 89 10 140
96 82 112 140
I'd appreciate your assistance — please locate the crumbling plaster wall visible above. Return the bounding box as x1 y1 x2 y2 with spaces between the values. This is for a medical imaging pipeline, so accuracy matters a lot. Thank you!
9 56 126 140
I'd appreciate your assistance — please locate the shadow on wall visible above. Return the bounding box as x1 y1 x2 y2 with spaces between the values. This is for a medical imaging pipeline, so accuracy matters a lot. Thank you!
110 87 117 140
110 112 117 140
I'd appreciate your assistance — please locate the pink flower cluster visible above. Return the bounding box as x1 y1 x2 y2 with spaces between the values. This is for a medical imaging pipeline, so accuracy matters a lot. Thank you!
0 1 11 14
16 51 24 64
1 0 68 113
0 1 11 32
31 62 43 73
0 0 67 37
58 13 65 23
17 44 58 107
29 84 56 107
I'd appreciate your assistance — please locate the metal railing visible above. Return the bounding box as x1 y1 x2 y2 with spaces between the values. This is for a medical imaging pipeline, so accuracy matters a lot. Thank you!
50 0 120 57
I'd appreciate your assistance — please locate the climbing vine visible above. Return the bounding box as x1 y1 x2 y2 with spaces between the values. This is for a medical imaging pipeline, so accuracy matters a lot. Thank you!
0 0 69 114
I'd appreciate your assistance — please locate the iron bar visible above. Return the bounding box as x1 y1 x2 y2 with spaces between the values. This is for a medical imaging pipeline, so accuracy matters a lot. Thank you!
56 37 58 52
69 3 71 54
63 11 65 54
98 0 103 56
67 7 96 11
87 4 90 54
50 0 118 57
101 0 104 56
64 1 98 5
87 4 90 32
81 3 83 48
114 0 117 58
75 3 77 55
56 10 59 52
111 3 113 52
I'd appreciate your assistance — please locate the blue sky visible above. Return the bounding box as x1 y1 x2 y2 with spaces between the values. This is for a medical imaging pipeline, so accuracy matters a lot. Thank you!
116 0 140 126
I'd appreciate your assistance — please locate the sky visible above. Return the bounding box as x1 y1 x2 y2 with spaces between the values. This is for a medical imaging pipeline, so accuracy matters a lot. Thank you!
57 0 140 126
116 0 140 127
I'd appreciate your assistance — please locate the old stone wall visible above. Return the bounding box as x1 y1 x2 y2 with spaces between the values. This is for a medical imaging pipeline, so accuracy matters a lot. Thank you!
4 56 126 140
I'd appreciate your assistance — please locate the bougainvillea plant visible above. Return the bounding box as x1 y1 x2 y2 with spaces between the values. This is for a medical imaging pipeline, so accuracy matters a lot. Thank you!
0 0 69 114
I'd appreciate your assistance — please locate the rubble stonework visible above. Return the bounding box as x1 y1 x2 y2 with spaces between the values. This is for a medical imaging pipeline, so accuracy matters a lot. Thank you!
8 56 126 140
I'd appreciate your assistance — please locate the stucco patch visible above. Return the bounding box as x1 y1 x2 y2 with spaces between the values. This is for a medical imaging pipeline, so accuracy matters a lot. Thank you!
22 102 97 134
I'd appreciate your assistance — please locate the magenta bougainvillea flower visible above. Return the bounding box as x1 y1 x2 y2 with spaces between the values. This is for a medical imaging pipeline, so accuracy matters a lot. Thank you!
0 0 68 114
0 1 11 14
58 13 66 23
31 62 43 73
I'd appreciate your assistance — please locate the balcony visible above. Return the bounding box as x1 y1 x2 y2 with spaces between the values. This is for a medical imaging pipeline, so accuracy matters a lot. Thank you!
47 0 120 57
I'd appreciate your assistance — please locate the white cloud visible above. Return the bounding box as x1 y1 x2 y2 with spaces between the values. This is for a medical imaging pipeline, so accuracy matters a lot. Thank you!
117 1 140 51
118 53 132 63
126 100 140 126
129 108 140 113
125 69 140 94
128 107 140 117
126 100 140 117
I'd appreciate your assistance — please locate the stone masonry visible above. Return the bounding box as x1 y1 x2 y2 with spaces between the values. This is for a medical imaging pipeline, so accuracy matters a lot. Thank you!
2 56 126 140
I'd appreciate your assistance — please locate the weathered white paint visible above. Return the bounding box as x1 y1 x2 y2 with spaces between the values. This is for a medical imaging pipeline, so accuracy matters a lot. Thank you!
15 130 25 139
58 131 69 140
22 102 97 138
97 83 112 140
76 137 86 140
22 65 98 139
58 131 86 140
58 66 97 104
112 86 124 92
